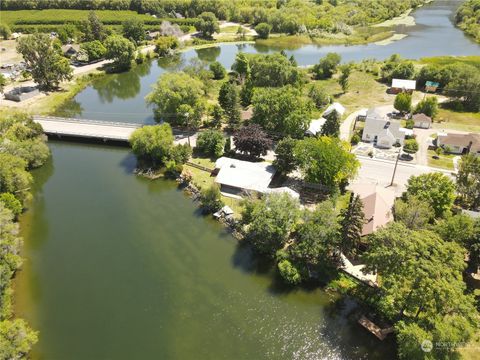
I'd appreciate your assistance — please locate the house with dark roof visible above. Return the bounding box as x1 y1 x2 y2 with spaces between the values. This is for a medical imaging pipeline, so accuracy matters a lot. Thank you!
437 133 480 155
412 113 432 129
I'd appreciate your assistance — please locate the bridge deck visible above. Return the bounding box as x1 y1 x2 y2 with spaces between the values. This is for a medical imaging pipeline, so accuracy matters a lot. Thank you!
33 116 142 142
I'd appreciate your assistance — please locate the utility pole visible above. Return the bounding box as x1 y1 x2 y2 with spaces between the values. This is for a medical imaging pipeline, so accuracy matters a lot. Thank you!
389 147 402 187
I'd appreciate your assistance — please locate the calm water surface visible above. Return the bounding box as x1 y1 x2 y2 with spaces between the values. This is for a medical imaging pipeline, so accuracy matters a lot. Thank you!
55 0 479 124
16 142 395 359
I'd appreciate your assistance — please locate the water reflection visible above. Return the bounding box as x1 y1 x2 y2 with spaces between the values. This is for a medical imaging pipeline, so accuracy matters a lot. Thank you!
157 54 185 71
93 61 152 103
195 46 221 62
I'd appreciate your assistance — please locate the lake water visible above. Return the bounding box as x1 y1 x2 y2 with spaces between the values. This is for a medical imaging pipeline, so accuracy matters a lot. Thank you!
16 1 479 359
55 0 479 124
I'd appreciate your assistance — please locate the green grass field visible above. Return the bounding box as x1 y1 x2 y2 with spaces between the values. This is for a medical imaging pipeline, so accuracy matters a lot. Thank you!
433 108 480 132
427 149 454 170
419 55 480 69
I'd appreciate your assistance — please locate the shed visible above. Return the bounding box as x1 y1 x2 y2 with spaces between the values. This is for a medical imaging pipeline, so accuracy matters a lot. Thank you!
425 81 440 93
323 102 345 117
306 118 326 136
391 79 416 94
412 113 432 129
61 44 80 58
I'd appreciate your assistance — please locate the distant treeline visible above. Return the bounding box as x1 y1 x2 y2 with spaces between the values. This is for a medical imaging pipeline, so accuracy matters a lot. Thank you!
1 0 431 34
455 0 480 43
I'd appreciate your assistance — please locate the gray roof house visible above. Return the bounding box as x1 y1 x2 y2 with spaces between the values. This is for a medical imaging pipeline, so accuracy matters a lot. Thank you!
362 112 405 148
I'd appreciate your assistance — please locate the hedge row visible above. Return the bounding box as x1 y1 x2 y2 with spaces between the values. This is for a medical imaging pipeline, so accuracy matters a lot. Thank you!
12 18 198 26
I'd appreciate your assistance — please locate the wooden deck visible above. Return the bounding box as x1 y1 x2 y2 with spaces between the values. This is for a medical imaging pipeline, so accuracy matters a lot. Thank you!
358 316 394 340
33 115 142 142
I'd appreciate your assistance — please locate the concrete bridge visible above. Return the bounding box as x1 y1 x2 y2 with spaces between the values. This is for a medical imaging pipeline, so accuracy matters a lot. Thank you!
33 116 142 142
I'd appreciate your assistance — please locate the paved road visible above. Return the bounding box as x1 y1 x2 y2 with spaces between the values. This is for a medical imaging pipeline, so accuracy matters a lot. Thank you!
355 156 454 195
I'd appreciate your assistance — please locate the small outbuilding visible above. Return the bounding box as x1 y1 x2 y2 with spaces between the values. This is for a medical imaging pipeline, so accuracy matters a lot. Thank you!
425 81 440 93
61 44 80 58
391 79 416 94
306 118 326 136
412 113 432 129
323 102 346 117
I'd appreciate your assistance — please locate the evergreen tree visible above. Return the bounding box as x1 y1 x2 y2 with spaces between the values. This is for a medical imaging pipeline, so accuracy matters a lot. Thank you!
338 64 352 93
321 110 341 137
339 194 364 257
218 81 241 129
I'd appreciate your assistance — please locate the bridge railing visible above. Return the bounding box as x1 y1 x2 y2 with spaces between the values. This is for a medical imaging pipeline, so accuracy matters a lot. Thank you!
33 115 142 128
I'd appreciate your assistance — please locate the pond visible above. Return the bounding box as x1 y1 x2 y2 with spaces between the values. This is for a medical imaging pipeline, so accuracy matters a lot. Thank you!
16 142 396 359
55 0 479 124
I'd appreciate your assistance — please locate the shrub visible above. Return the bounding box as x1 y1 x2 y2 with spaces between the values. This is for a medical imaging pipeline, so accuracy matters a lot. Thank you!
154 36 179 56
170 143 192 164
405 119 415 129
200 184 224 214
255 23 272 39
403 139 419 154
308 83 330 109
0 193 22 217
350 133 360 145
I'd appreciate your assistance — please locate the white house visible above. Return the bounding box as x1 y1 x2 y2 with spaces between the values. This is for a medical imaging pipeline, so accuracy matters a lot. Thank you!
323 102 345 117
361 109 405 148
214 157 276 196
437 133 480 155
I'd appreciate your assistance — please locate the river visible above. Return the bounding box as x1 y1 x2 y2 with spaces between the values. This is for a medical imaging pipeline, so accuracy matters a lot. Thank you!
16 1 479 359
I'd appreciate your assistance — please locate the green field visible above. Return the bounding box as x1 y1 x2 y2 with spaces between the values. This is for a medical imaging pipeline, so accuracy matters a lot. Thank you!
427 149 455 170
419 55 480 69
433 108 480 132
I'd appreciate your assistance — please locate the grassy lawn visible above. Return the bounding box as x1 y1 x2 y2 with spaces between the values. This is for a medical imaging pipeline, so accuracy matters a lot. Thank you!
433 108 480 132
219 26 242 34
427 149 455 170
184 156 244 217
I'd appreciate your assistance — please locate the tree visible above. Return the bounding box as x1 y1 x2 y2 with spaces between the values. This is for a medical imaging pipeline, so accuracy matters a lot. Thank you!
196 130 225 158
312 52 341 79
104 35 136 71
231 52 250 84
209 61 226 80
251 86 312 138
434 214 475 246
277 260 301 284
394 92 412 113
445 64 480 112
294 137 359 190
0 193 22 217
17 33 73 90
200 184 224 214
146 72 205 127
0 153 32 205
255 23 272 39
233 124 272 159
81 11 107 42
291 201 341 269
154 36 179 56
406 173 455 218
403 139 419 154
218 81 241 129
456 154 480 210
80 40 106 61
320 110 341 137
339 194 364 257
242 193 301 257
243 53 303 87
129 124 174 166
0 319 38 360
308 83 330 109
0 23 11 40
273 137 298 175
122 18 145 45
394 195 433 230
196 12 219 38
414 96 438 119
396 322 433 360
338 63 352 93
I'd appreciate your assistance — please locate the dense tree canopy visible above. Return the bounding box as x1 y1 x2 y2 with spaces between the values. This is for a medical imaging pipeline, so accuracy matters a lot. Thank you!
294 136 359 190
456 154 480 210
17 33 73 90
233 124 272 159
218 81 241 129
104 35 136 71
394 195 433 229
196 11 219 38
129 124 175 165
195 130 225 158
146 72 206 127
80 40 107 61
242 193 301 257
273 137 298 175
312 52 341 80
414 96 438 119
405 173 456 218
122 17 145 45
394 92 412 113
251 86 313 138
